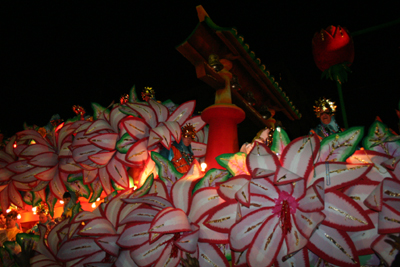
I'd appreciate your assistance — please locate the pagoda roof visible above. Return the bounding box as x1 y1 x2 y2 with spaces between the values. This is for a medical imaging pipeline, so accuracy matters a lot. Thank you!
176 6 301 127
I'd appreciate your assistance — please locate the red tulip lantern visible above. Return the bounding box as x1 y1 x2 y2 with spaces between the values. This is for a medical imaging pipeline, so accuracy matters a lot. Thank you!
312 25 354 72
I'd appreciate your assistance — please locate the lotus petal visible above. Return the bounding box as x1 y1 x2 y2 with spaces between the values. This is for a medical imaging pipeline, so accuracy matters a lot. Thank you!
122 116 150 140
57 237 101 262
198 242 230 267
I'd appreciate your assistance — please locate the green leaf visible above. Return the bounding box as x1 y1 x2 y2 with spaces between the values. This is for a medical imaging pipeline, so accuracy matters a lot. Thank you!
130 173 154 198
216 152 249 176
318 126 364 162
89 179 103 203
66 180 90 199
193 169 231 193
116 132 135 153
151 152 183 187
270 127 290 156
363 120 400 157
45 188 59 218
91 102 109 120
67 173 83 182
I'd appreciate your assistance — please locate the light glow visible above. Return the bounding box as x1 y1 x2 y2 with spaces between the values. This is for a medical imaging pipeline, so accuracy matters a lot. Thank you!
6 209 11 213
96 198 100 202
277 127 281 132
60 200 64 204
17 214 21 220
201 162 207 172
91 203 96 208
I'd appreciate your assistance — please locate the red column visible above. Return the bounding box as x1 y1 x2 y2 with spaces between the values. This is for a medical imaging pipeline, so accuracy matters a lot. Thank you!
201 103 245 170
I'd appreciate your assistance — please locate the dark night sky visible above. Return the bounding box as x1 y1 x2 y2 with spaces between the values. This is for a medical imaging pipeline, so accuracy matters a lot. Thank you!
2 1 400 144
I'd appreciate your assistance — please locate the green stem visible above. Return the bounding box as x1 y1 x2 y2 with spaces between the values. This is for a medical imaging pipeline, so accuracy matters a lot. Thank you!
336 81 348 129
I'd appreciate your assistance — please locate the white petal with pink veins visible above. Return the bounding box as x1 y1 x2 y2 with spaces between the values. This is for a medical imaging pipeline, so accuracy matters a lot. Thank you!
307 224 360 267
274 165 302 185
163 121 181 144
49 169 66 199
85 119 114 135
7 160 33 173
198 242 230 267
275 244 309 267
149 207 191 234
47 219 70 256
171 161 203 214
126 103 157 128
123 195 173 209
149 178 170 200
381 155 400 170
297 185 324 212
59 157 82 173
197 215 228 243
167 100 196 126
71 131 93 147
28 152 58 167
378 201 400 234
94 235 119 256
149 100 169 123
249 177 279 198
8 181 24 208
72 144 103 163
13 166 48 183
371 234 398 266
20 144 54 157
203 200 237 233
218 175 251 201
280 135 319 180
82 169 98 184
247 142 280 176
17 130 48 145
89 133 118 151
185 115 206 132
311 162 370 190
323 190 373 231
98 167 113 195
347 150 392 182
343 181 378 210
236 181 251 207
364 178 400 211
109 107 126 133
114 250 139 267
190 141 207 157
106 156 129 188
57 237 102 262
122 116 150 140
348 210 378 255
119 206 159 224
239 194 275 218
188 187 225 223
79 218 117 236
247 215 282 267
151 125 171 149
117 222 150 248
131 235 171 266
230 208 274 251
125 138 149 164
174 224 199 253
293 209 325 239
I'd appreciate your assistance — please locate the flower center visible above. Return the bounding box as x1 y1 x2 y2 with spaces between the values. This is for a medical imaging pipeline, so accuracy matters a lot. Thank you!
272 191 299 236
170 233 181 258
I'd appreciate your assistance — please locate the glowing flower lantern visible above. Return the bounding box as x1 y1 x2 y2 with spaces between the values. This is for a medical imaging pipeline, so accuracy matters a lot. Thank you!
312 25 354 72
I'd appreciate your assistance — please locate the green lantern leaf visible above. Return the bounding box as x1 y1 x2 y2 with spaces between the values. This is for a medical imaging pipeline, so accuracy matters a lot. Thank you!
193 169 231 193
216 152 249 176
151 152 183 187
91 102 109 120
67 173 83 182
318 126 364 162
89 178 103 203
270 127 290 156
116 132 135 153
45 188 58 218
22 191 33 205
66 180 90 199
363 120 400 157
130 173 154 198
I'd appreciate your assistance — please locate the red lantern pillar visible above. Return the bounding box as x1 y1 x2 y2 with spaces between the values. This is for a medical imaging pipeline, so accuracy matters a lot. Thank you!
201 104 245 170
201 58 245 170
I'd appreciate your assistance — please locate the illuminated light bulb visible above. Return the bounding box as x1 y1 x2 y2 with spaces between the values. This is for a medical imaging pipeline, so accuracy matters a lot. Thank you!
6 209 11 213
201 163 207 172
30 140 36 145
17 214 21 219
13 143 17 148
96 198 100 202
60 200 64 204
277 127 281 132
91 203 96 208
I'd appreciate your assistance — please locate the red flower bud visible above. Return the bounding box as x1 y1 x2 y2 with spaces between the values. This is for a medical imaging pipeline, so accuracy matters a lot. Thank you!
312 25 354 71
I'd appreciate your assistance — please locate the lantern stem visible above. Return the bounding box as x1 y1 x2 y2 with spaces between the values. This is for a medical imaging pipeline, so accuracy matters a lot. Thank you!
336 81 349 129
